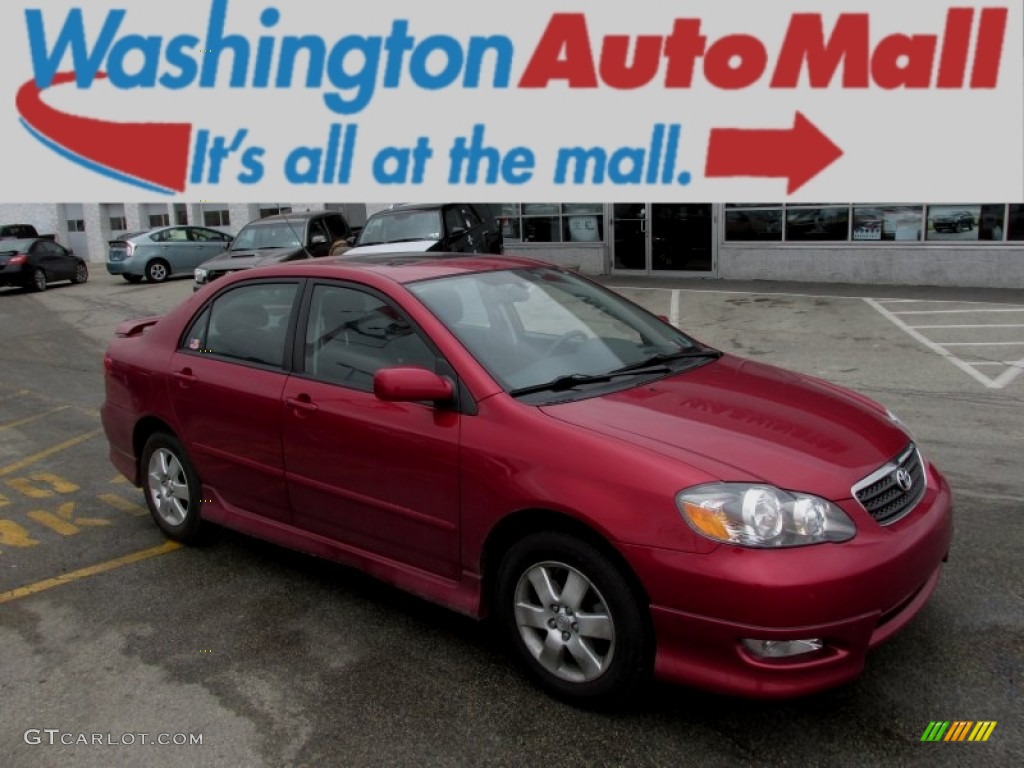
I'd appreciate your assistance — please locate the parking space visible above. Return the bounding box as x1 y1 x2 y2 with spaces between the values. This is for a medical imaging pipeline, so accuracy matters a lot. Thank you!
1 273 1021 766
865 298 1024 389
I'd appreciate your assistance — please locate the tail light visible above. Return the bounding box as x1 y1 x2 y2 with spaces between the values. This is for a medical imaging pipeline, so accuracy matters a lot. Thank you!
8 254 27 265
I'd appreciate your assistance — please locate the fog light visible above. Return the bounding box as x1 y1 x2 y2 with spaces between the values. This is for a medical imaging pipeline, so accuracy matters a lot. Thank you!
742 638 824 659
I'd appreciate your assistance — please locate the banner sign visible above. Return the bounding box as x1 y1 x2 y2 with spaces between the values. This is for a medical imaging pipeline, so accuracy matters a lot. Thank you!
2 0 1022 202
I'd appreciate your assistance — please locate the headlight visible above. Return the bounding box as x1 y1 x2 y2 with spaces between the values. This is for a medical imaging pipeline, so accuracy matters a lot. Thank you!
194 268 207 282
677 484 856 548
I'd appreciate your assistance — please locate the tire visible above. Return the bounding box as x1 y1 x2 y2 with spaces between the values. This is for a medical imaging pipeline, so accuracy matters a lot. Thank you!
122 274 144 284
29 268 46 292
141 432 204 543
145 259 170 283
496 532 651 706
71 261 89 284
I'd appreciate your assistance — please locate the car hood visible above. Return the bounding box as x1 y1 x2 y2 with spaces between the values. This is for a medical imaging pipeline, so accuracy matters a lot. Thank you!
540 355 909 500
345 240 439 256
199 247 304 270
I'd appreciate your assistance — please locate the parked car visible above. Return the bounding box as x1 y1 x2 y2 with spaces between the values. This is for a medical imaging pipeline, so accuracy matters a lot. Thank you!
193 211 352 290
345 203 502 256
0 224 57 241
106 225 234 284
932 211 975 233
0 237 88 291
101 254 952 706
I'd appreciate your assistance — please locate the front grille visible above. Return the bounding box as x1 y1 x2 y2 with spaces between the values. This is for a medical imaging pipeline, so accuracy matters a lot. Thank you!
853 443 926 526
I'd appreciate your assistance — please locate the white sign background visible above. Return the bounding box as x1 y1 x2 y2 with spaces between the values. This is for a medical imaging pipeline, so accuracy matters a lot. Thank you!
2 0 1022 203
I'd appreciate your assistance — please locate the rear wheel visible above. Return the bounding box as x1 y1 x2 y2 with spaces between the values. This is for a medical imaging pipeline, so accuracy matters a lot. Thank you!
71 261 89 284
122 274 144 284
141 433 204 543
29 268 46 292
496 532 651 706
146 260 170 283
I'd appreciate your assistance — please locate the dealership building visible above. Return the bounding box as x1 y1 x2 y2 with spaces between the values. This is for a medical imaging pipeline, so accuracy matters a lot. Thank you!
3 201 1023 289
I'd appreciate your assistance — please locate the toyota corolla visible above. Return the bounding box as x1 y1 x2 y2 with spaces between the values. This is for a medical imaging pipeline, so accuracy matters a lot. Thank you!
100 254 953 705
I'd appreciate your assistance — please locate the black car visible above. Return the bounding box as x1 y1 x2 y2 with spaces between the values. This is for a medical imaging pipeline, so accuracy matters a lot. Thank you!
347 203 503 256
0 237 88 292
193 211 352 291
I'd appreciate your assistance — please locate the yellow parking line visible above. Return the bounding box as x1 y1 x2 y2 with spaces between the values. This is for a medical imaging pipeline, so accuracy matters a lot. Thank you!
0 429 103 478
0 541 182 604
0 407 70 432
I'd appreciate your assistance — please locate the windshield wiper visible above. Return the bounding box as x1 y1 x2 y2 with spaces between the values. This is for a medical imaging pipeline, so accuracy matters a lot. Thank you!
612 348 723 374
509 366 672 397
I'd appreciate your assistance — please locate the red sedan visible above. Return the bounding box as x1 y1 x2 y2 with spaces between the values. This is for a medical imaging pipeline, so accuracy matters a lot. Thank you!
101 254 953 705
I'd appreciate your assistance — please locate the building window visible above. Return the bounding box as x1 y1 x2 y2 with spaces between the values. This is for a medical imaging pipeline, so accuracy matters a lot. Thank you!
66 219 85 232
852 206 923 241
203 208 231 227
259 206 292 218
724 207 783 241
498 203 604 243
174 203 188 225
784 205 850 242
1008 205 1024 241
725 204 1016 243
109 216 128 231
149 213 170 228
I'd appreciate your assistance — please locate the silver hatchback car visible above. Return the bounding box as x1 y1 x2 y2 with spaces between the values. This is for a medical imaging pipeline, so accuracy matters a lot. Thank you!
107 225 234 283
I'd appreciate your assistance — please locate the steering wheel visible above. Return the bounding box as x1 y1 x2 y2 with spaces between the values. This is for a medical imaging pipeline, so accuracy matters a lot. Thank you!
543 330 589 357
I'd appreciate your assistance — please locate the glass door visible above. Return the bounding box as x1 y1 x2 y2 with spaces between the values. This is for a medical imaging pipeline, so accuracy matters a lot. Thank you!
611 204 715 274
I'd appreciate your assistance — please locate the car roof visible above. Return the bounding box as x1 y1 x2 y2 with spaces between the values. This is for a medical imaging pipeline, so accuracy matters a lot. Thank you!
237 252 547 285
245 211 328 224
370 203 465 215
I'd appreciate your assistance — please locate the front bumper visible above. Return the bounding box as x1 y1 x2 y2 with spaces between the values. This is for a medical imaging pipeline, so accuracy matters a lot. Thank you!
622 464 954 699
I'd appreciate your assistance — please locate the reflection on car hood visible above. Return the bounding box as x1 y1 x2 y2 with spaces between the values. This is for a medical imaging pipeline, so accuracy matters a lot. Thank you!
344 240 439 256
199 247 304 269
541 355 908 500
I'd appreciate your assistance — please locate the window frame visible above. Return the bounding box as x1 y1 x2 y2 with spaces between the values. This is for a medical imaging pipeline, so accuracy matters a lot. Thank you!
178 279 303 371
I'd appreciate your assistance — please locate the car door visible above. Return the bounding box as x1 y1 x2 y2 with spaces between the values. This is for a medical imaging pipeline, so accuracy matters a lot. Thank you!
281 281 461 578
36 240 74 279
186 227 232 270
168 281 301 523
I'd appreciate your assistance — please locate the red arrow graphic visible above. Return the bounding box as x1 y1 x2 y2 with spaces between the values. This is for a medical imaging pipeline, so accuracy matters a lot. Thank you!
16 72 191 193
705 112 843 195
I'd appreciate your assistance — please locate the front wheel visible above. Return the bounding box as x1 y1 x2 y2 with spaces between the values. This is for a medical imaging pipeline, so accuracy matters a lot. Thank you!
141 433 204 543
496 532 651 706
71 261 89 284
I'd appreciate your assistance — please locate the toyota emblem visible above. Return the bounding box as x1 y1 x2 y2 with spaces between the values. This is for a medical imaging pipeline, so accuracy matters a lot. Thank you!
894 469 913 492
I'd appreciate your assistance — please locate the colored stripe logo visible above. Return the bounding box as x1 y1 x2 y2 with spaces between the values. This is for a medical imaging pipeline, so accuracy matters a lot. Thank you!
921 721 997 742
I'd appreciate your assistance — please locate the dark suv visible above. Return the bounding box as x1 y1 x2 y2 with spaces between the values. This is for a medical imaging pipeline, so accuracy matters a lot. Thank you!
346 203 502 256
194 211 351 290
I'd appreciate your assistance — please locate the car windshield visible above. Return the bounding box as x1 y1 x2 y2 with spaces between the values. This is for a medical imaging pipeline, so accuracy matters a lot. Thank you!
357 210 442 245
230 220 303 251
408 268 716 399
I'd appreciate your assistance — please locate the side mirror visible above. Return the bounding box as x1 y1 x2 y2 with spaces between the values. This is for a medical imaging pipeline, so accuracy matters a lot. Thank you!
310 234 328 246
374 367 454 403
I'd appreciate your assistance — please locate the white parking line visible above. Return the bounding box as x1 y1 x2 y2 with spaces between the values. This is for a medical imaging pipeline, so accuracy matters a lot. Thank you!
865 298 1024 390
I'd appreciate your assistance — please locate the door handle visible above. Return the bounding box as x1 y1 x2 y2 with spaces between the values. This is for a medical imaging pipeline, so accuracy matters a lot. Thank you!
286 395 318 413
173 367 195 387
